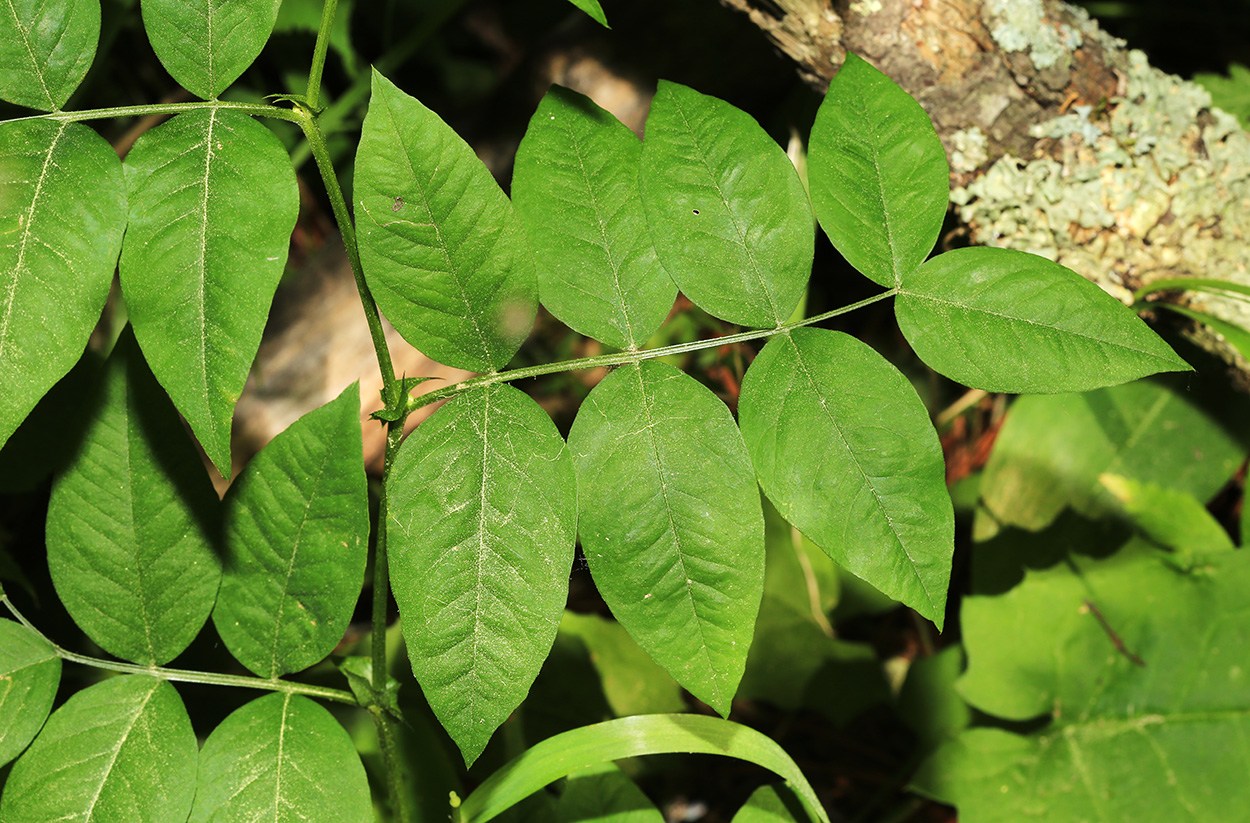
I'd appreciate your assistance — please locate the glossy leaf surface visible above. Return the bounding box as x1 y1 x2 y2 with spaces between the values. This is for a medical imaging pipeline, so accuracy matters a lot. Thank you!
388 383 577 765
896 247 1189 393
916 543 1250 821
45 331 221 666
569 361 764 714
215 384 369 678
639 81 811 327
563 0 608 27
739 329 952 626
0 619 60 768
514 85 674 349
190 693 372 823
356 70 535 372
0 120 125 450
0 0 98 110
807 53 948 287
142 0 282 99
120 108 298 476
0 676 197 823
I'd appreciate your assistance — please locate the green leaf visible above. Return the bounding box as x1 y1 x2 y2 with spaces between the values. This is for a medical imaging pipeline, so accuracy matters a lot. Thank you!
0 676 197 823
562 0 609 28
141 0 282 99
807 53 948 287
915 543 1250 821
1147 302 1250 363
190 692 372 823
895 247 1190 393
514 86 674 349
0 619 60 768
338 655 403 720
739 328 952 627
0 120 126 450
274 0 357 76
1099 474 1235 557
639 81 812 328
1194 63 1250 126
45 330 221 666
120 108 298 476
557 763 663 823
979 376 1250 533
1134 276 1250 304
214 384 369 678
388 383 577 765
568 361 764 714
897 645 969 754
0 0 98 110
356 70 536 372
459 714 830 823
733 785 815 823
558 612 686 717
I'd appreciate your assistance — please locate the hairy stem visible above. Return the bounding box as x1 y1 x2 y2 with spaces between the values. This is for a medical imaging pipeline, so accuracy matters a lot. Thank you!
2 100 302 126
306 0 339 110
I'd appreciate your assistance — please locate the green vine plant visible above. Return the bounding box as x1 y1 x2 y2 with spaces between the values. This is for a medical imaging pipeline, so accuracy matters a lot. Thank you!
0 0 1189 821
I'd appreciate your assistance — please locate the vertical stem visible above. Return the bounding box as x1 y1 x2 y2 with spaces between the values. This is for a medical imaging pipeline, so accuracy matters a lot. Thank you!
372 421 406 688
306 0 339 110
372 705 411 823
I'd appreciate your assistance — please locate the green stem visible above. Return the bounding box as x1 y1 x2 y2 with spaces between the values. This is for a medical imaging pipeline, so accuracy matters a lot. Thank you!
372 421 406 688
1 594 355 704
409 287 899 413
306 0 339 110
1 100 302 126
372 704 411 823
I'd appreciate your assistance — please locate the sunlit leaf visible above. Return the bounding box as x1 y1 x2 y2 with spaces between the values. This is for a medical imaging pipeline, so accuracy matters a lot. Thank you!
896 247 1190 393
514 85 674 349
557 762 663 823
639 81 812 327
142 0 282 99
732 785 815 823
45 330 221 666
0 676 197 823
562 0 608 27
0 120 125 449
1099 474 1235 557
0 619 60 768
356 70 535 372
569 361 764 714
807 53 948 287
0 0 98 110
215 384 369 678
120 108 298 476
388 383 577 765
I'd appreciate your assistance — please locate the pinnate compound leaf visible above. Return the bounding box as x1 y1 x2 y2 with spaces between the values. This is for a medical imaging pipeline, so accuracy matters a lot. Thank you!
568 361 765 714
807 53 948 287
459 714 830 823
915 544 1250 821
0 0 98 110
45 330 221 666
639 81 811 328
120 108 298 476
215 384 369 678
0 619 60 768
896 247 1190 393
563 0 608 27
189 692 372 823
514 86 674 349
388 383 577 765
0 120 125 450
141 0 282 99
0 676 197 823
557 763 664 823
739 329 952 627
356 70 535 372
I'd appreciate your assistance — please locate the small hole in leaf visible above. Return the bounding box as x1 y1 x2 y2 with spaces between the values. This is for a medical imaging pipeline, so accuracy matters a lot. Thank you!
692 209 700 215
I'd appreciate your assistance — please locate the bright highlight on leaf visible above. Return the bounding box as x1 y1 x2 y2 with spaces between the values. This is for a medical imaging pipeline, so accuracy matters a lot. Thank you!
141 0 283 99
569 361 765 713
0 619 60 769
0 0 98 110
563 0 609 27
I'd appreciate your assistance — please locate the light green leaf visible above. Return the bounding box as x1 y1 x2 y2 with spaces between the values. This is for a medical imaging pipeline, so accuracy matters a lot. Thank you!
568 361 764 714
562 0 608 27
356 70 535 372
559 612 686 718
459 714 830 823
807 53 948 287
915 543 1250 821
979 376 1250 533
739 328 952 627
189 692 372 823
557 763 663 823
1194 63 1250 126
215 384 369 678
388 383 577 765
45 330 221 666
120 108 298 476
1134 276 1250 304
639 81 811 328
0 0 98 110
141 0 282 99
0 120 125 450
0 676 197 823
895 247 1190 393
514 85 674 349
1099 474 1235 557
0 619 60 768
733 785 815 823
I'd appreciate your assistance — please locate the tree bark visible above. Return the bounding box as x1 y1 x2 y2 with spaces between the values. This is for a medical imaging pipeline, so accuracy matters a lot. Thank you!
721 0 1250 386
